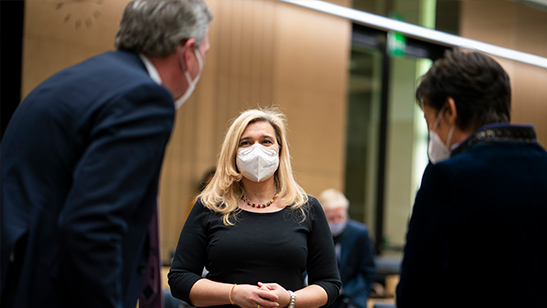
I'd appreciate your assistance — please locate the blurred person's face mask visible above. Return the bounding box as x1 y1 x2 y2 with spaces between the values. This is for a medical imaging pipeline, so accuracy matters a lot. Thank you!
236 143 279 182
175 47 203 109
428 104 455 164
329 221 347 237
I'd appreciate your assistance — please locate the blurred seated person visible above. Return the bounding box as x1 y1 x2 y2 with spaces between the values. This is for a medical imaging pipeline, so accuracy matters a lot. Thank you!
318 189 376 308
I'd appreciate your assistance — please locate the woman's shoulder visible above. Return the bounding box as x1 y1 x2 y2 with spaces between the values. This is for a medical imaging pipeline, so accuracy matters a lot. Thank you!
306 195 321 209
290 195 321 217
189 197 219 217
192 196 206 209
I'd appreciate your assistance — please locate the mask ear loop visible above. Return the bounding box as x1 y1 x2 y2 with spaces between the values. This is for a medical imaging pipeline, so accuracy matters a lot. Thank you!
179 46 194 86
184 47 203 84
180 44 203 72
432 104 447 132
435 102 456 149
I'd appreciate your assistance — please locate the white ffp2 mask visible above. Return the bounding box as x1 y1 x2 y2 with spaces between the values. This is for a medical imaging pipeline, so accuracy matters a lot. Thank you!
236 143 279 182
175 48 203 109
427 105 455 164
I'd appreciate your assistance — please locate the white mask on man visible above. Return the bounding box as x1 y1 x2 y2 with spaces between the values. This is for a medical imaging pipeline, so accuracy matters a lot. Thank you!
236 143 279 182
428 105 455 164
175 47 203 109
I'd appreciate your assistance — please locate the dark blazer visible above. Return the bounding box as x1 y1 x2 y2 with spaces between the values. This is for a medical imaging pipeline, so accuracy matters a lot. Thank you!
396 124 547 308
335 220 376 308
0 50 175 308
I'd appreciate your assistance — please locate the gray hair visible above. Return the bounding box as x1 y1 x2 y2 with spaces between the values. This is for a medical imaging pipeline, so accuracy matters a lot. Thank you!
115 0 213 58
318 189 349 211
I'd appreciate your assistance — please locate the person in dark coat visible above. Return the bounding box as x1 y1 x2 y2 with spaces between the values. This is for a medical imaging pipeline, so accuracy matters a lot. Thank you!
396 50 547 308
0 1 213 307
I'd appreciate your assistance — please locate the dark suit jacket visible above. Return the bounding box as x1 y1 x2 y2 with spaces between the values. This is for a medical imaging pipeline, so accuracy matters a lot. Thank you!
396 124 547 308
335 220 376 308
0 50 175 308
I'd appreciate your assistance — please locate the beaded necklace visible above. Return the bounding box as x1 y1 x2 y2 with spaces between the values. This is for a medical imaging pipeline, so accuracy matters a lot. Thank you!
241 191 279 208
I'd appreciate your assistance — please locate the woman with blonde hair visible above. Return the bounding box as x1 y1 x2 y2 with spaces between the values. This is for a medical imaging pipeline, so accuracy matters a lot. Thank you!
168 108 341 308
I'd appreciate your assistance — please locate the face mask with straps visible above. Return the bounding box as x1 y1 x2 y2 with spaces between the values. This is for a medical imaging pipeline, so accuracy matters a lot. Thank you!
428 104 455 164
175 46 203 109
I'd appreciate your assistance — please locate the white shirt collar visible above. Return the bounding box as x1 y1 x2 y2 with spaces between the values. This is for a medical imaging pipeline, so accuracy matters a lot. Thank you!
139 54 162 85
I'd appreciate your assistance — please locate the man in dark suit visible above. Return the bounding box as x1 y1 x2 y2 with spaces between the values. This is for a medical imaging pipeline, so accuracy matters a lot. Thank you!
396 50 547 308
318 189 376 308
0 1 213 307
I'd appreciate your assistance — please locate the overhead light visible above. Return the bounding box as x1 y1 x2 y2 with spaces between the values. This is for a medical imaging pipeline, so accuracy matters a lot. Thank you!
279 0 547 69
525 0 547 8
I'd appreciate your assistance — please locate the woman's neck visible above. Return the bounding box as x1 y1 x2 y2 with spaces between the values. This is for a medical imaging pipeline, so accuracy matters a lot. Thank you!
240 177 277 204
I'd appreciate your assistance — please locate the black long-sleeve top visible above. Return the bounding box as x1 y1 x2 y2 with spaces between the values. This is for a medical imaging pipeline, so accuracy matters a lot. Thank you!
168 196 341 308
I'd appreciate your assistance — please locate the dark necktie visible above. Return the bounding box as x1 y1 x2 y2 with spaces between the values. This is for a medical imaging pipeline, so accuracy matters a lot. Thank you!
139 204 163 308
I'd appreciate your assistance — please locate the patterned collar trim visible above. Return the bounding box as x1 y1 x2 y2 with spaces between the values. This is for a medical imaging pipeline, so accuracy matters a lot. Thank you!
452 124 537 156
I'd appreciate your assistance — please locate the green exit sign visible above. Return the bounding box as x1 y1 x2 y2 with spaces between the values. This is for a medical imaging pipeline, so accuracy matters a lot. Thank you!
388 12 406 56
388 31 407 56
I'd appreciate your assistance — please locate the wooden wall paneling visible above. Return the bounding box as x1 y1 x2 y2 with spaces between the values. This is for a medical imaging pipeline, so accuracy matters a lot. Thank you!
24 0 124 45
206 0 234 150
242 0 276 109
159 0 282 262
22 0 128 96
512 65 547 145
259 0 277 107
273 1 351 195
460 0 547 148
226 0 245 114
512 4 547 146
250 0 273 107
210 0 233 127
21 37 106 96
239 0 257 107
460 0 518 49
515 4 547 56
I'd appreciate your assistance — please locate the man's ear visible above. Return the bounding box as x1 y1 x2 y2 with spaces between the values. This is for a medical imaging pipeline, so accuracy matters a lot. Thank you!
179 38 197 71
445 97 458 125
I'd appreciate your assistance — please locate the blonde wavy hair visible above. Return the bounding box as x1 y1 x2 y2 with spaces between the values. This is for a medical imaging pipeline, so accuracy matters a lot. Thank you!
198 108 308 225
